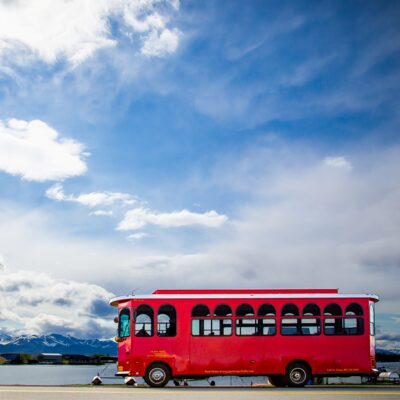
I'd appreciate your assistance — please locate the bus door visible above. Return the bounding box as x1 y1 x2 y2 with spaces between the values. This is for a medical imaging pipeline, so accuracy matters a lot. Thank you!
190 317 241 375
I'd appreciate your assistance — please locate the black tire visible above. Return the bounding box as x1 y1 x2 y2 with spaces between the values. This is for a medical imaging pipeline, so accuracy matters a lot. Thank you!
268 375 287 387
144 363 171 387
285 363 310 387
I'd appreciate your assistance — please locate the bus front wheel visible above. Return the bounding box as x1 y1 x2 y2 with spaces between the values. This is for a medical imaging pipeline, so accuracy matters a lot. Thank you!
144 363 171 387
285 363 310 387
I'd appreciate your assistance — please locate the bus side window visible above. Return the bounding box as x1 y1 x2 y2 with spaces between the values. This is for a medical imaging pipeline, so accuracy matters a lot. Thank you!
323 303 343 335
192 319 232 336
345 303 363 316
157 304 177 337
257 304 276 336
343 317 364 334
369 303 375 336
135 305 154 337
118 308 131 337
236 318 258 335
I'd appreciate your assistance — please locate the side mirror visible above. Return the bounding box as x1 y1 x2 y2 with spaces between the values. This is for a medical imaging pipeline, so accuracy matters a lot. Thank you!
114 336 123 343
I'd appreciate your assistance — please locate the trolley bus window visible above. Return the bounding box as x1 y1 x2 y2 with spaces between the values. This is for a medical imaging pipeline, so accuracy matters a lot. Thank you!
118 308 131 338
261 319 276 335
236 304 254 316
214 304 232 316
281 303 299 316
370 303 375 336
157 304 176 337
192 318 232 336
343 318 364 334
345 303 363 316
324 303 342 316
258 304 276 316
135 305 154 337
192 304 210 317
325 317 363 335
281 317 321 335
236 318 257 335
303 303 321 316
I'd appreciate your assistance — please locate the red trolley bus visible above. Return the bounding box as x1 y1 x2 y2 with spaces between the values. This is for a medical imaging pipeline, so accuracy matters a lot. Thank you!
109 288 379 387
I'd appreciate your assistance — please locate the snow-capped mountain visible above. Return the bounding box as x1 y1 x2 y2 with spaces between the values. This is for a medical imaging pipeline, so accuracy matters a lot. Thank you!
0 334 116 355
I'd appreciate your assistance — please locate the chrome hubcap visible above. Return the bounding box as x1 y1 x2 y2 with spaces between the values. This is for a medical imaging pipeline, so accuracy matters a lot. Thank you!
150 368 165 384
290 368 306 384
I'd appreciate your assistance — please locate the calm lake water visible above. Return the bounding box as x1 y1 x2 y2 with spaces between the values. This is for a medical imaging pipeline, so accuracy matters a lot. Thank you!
0 362 398 386
0 364 120 385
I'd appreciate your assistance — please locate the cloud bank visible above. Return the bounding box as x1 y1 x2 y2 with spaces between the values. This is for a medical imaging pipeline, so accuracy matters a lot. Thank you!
46 183 136 208
0 270 115 338
0 119 87 182
0 0 180 67
118 208 228 230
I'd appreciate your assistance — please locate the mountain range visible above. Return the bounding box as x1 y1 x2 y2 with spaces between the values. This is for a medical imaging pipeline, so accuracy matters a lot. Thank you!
0 334 116 355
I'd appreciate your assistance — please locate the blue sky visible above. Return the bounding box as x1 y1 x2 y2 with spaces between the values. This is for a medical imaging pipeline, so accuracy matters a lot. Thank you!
0 0 399 349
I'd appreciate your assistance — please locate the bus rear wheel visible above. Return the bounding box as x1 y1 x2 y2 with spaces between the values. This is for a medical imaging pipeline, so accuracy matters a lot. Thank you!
285 363 310 387
268 375 287 387
144 363 171 387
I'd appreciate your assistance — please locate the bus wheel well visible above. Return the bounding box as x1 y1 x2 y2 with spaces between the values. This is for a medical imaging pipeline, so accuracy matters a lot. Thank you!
286 360 312 374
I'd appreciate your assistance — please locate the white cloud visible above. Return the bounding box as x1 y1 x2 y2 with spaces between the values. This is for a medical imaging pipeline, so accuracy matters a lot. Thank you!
141 27 180 57
0 254 5 271
89 210 114 217
46 183 136 208
0 270 115 338
323 156 353 170
117 208 228 231
127 232 148 241
0 0 181 67
0 119 87 181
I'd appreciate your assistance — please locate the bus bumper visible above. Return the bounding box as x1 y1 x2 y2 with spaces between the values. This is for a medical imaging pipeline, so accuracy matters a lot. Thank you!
371 368 380 375
115 371 130 377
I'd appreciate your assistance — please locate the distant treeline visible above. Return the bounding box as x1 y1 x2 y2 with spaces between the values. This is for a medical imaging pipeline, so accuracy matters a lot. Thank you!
376 352 400 362
0 353 117 365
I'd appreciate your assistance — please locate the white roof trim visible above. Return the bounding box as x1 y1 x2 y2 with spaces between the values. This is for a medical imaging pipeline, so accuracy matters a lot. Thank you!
109 293 379 305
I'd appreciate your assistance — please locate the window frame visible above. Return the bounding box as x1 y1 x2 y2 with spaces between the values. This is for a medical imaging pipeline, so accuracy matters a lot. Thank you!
157 304 177 337
280 317 321 336
118 307 131 338
134 304 154 337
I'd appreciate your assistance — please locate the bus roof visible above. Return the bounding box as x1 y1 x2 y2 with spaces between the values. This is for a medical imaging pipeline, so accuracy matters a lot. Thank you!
152 289 339 295
109 289 379 307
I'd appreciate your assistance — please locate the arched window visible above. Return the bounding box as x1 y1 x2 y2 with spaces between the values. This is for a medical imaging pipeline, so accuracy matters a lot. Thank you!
214 304 232 317
236 304 254 316
135 305 154 337
324 303 342 316
157 304 176 337
345 303 363 316
191 304 210 317
258 304 276 316
281 303 299 316
118 308 131 337
303 303 321 316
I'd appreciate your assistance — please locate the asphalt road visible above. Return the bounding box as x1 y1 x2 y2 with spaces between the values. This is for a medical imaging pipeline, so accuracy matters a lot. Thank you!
0 386 399 400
